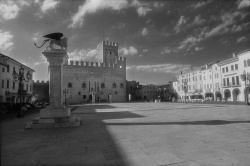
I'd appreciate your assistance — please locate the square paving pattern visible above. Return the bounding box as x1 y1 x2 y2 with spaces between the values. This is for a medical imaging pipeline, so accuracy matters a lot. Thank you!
1 103 250 166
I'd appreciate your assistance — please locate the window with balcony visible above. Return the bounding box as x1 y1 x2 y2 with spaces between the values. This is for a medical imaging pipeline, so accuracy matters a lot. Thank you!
227 78 229 86
7 80 9 89
232 77 235 85
223 79 226 86
236 76 239 85
222 68 225 73
235 64 238 70
13 82 15 89
231 65 234 71
226 67 228 72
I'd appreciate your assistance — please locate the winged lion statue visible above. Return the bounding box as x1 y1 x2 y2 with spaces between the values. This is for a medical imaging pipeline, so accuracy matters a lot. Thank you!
34 32 68 51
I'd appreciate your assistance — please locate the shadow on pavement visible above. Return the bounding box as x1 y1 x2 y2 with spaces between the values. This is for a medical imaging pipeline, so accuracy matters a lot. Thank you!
105 120 250 126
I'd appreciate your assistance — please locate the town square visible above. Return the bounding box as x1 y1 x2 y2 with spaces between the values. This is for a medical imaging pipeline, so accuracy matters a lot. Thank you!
0 0 250 165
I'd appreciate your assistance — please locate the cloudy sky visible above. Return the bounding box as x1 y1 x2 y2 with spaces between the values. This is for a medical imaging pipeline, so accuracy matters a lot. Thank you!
1 0 250 85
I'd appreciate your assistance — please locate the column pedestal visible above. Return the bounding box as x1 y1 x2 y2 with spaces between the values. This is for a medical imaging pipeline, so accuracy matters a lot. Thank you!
26 50 80 129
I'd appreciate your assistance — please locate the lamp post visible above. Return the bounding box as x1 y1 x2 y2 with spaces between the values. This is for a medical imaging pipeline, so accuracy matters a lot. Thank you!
63 88 68 106
183 82 188 103
12 66 31 118
240 70 250 105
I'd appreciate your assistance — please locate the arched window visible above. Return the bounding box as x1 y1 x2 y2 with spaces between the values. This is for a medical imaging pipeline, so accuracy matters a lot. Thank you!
247 59 250 67
113 83 116 88
244 60 247 67
82 83 86 88
101 83 105 88
120 83 124 88
68 83 72 88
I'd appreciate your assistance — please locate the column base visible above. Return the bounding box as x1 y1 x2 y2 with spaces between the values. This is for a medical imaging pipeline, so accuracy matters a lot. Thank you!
25 107 81 129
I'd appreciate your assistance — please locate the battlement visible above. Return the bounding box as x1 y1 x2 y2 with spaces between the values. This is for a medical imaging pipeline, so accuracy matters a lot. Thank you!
103 41 118 47
65 57 126 69
33 80 49 84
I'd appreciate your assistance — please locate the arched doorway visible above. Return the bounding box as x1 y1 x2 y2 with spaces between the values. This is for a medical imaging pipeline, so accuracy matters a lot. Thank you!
232 88 241 101
215 92 222 101
224 89 231 101
205 93 214 101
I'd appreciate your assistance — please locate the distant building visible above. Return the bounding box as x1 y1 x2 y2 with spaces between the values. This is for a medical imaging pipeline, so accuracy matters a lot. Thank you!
173 49 250 102
126 80 140 101
62 41 126 104
33 80 49 103
137 84 158 101
0 54 35 103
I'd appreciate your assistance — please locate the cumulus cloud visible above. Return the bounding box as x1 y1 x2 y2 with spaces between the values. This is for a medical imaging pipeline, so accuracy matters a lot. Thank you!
0 30 14 50
174 16 188 33
119 46 138 56
0 2 20 21
69 0 128 28
68 48 99 62
131 0 152 17
141 27 149 36
41 0 60 13
237 36 247 43
34 55 48 66
237 0 250 9
127 63 191 74
137 6 152 17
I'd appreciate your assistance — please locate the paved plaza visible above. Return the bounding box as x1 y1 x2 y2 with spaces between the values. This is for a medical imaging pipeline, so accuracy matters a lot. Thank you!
1 102 250 166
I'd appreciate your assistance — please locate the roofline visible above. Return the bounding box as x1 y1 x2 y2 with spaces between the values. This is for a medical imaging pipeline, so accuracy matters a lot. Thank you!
236 49 250 57
0 53 35 72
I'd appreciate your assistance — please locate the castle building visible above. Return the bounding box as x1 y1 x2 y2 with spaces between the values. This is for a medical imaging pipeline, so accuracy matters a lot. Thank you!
62 41 126 104
173 49 250 103
0 54 34 103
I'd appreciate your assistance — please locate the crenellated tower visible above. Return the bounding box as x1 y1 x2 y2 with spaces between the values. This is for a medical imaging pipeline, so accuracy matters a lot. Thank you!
97 41 119 64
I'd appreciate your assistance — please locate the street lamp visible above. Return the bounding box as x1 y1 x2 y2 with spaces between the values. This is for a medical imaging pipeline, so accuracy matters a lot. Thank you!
12 66 31 117
183 82 188 103
240 70 250 105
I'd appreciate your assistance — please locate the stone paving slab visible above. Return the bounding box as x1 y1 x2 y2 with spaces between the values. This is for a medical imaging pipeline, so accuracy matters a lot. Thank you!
1 102 250 166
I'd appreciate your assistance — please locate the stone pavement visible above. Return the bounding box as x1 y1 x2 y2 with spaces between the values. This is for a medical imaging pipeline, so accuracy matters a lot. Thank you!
1 102 250 166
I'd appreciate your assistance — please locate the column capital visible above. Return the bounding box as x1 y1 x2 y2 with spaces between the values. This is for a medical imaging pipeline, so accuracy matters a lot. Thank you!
42 50 68 66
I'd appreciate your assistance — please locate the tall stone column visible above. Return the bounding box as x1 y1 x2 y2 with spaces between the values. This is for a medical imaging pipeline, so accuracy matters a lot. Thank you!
40 50 70 118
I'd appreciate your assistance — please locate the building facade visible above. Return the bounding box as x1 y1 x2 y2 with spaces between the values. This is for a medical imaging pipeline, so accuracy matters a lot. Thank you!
173 50 250 103
0 54 34 103
126 80 140 101
62 41 126 104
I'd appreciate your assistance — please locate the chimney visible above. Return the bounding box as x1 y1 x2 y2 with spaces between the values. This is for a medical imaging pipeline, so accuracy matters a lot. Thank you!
233 52 236 57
